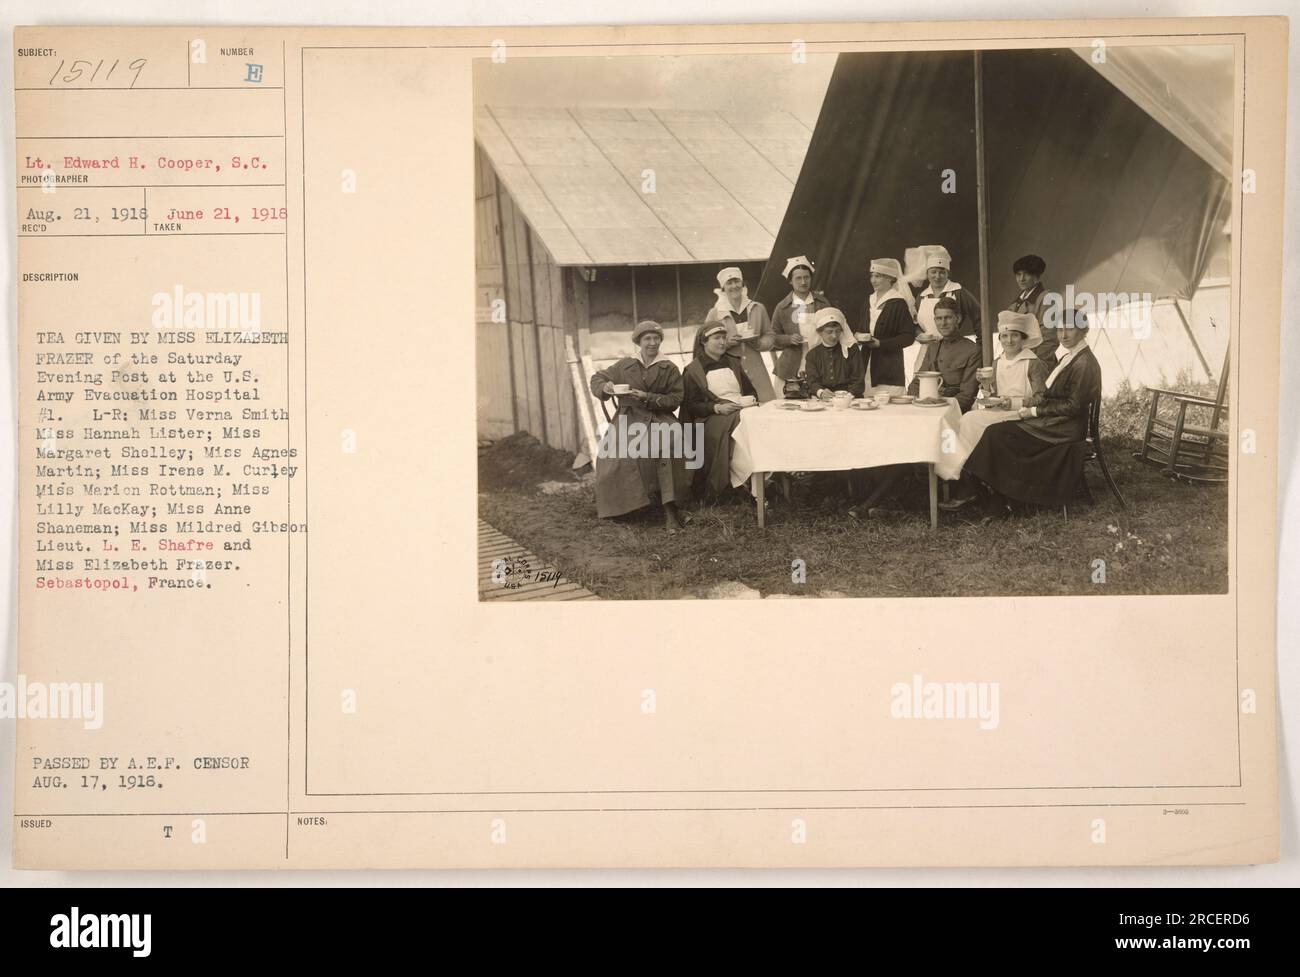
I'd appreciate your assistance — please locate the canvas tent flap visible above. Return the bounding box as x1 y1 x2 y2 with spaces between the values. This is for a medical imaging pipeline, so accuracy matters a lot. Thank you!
757 48 1230 330
1071 45 1234 180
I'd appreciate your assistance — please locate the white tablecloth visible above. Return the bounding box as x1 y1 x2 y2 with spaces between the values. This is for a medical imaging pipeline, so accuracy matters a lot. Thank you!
729 396 965 487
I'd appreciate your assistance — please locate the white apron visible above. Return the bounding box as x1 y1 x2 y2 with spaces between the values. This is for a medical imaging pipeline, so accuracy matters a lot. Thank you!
706 366 743 402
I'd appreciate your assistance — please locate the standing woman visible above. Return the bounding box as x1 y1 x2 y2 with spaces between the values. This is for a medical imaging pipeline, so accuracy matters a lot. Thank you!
912 245 982 343
854 257 916 392
589 320 692 533
769 255 829 384
1006 253 1056 364
703 267 777 403
681 323 756 501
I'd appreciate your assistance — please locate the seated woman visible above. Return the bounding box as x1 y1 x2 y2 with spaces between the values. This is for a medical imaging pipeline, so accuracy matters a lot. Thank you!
989 310 1049 406
804 308 865 399
941 310 1052 509
681 322 757 501
963 309 1101 518
589 320 692 533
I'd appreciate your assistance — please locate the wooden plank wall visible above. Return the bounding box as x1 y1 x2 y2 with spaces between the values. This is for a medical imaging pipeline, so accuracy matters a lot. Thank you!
474 148 516 441
477 144 582 454
530 227 579 454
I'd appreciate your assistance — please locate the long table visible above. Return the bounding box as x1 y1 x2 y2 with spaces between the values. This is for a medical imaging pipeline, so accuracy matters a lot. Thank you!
729 396 966 529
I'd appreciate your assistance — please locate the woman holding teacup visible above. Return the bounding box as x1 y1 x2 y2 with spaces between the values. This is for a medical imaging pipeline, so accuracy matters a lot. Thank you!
590 319 693 532
681 322 759 502
941 311 1051 509
963 308 1102 518
703 266 776 403
985 310 1049 409
853 257 916 393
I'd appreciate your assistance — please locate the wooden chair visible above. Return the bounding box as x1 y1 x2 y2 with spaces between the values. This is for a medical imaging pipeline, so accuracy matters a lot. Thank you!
1071 396 1127 512
1133 347 1230 485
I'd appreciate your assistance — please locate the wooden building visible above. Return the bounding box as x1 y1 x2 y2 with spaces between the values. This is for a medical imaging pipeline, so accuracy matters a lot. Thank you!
474 104 816 453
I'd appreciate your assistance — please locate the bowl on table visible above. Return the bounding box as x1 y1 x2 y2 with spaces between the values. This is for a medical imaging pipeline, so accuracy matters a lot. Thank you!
889 394 915 405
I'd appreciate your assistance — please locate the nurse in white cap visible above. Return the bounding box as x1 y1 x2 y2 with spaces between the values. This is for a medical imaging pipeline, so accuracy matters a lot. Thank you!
853 257 916 392
769 254 831 383
702 266 776 402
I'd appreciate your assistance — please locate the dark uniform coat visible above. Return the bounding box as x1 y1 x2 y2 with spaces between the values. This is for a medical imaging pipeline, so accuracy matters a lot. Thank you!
856 294 916 388
804 341 867 398
589 355 692 518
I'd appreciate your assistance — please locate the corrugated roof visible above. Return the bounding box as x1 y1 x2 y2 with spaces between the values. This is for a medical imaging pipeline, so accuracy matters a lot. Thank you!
475 105 814 266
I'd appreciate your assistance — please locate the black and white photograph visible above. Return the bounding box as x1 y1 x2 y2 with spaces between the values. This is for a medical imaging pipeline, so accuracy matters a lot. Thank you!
475 43 1234 600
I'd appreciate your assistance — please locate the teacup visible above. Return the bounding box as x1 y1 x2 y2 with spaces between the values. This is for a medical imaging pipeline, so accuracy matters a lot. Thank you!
873 393 891 407
612 383 631 395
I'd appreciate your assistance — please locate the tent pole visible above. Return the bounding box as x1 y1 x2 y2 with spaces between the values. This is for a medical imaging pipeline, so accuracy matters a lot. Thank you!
973 50 993 367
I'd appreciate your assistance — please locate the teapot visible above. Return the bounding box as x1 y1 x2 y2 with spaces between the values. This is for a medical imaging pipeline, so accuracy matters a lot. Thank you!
783 371 810 400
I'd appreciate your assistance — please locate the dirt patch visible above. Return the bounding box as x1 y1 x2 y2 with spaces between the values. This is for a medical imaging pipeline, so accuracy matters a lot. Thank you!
478 433 578 493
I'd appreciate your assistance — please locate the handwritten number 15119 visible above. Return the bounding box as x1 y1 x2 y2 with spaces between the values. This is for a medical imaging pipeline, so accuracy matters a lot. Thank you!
48 58 148 88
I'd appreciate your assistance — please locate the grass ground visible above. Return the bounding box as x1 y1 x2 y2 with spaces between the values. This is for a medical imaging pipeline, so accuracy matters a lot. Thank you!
477 395 1229 600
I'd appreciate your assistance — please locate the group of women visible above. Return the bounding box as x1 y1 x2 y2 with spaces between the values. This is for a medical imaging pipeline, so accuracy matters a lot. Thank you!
589 248 1101 531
